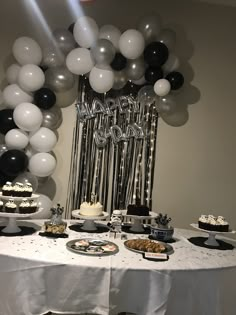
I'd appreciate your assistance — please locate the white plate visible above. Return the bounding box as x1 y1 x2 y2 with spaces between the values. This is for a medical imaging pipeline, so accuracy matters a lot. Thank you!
66 238 119 256
0 192 39 201
0 207 43 218
121 210 157 220
72 210 109 220
191 223 235 234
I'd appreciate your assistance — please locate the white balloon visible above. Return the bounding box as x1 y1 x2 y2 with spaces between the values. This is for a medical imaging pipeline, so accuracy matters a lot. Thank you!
5 129 29 149
66 48 94 75
29 127 57 152
3 84 33 109
18 64 45 92
89 66 114 93
163 53 180 74
13 36 42 65
119 29 145 59
31 194 52 219
154 79 171 96
99 25 121 50
29 152 56 177
6 64 21 84
73 16 99 48
13 102 43 131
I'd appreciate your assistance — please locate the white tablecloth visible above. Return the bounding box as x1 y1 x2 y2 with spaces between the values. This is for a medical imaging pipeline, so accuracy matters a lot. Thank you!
0 219 235 315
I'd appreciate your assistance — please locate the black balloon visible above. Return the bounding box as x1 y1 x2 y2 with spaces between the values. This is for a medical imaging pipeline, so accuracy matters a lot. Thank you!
166 71 184 90
144 42 169 67
0 150 28 177
111 53 127 71
34 88 56 110
145 67 163 85
0 171 16 187
0 109 17 135
68 23 75 34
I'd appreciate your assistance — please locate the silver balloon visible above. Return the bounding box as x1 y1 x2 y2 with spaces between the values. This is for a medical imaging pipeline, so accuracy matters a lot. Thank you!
13 171 38 192
91 39 116 66
0 144 8 157
37 176 50 186
45 66 75 92
42 46 65 68
157 28 176 51
113 70 127 90
157 94 177 114
41 105 63 130
137 15 162 43
161 109 189 127
126 57 145 81
53 28 76 55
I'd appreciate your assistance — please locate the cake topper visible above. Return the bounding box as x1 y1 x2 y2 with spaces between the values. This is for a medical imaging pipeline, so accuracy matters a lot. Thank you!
90 193 97 205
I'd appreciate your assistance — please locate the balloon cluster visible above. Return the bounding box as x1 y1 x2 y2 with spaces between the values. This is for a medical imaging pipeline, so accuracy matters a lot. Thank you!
0 34 69 216
65 15 186 125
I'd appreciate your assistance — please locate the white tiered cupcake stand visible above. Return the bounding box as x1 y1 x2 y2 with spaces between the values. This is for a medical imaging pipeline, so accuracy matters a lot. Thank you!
0 193 41 234
191 223 235 246
72 210 109 231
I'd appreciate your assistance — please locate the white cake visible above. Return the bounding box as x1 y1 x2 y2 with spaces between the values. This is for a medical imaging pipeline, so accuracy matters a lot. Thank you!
80 202 103 216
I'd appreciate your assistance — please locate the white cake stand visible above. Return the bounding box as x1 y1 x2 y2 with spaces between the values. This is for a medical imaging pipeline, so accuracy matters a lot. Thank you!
0 208 43 233
190 223 236 247
121 210 157 233
72 210 109 231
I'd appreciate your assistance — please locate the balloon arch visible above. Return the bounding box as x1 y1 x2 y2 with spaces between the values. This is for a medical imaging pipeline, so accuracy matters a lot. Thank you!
0 14 189 217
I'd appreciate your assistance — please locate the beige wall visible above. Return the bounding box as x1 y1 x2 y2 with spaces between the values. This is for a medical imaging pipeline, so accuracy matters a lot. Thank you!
0 0 235 231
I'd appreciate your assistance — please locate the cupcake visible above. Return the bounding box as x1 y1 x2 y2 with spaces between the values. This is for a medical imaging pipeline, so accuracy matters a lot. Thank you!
0 200 3 212
5 199 17 213
24 183 33 197
12 182 24 197
19 198 32 214
2 182 13 196
29 199 37 212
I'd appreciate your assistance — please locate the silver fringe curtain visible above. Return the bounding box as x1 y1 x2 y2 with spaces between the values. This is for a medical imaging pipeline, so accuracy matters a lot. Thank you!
65 77 158 218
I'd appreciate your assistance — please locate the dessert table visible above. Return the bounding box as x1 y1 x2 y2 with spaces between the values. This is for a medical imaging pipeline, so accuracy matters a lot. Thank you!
0 219 235 315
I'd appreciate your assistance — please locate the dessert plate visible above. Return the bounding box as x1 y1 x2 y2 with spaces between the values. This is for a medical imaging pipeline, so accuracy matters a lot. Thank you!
66 238 119 256
0 192 39 201
190 223 235 247
124 239 174 255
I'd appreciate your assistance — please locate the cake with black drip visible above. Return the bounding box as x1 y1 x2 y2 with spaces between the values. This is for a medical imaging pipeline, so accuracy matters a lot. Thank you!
127 204 150 216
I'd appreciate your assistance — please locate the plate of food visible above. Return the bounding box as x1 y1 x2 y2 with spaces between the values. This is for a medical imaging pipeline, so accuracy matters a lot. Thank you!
124 239 174 255
66 238 119 256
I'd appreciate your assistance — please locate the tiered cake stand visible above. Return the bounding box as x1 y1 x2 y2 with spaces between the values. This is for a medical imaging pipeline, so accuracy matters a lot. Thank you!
0 193 41 234
121 210 157 233
72 210 109 231
191 223 236 246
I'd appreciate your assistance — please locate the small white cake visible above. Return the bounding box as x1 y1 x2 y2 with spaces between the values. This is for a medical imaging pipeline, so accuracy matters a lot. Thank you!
80 202 103 216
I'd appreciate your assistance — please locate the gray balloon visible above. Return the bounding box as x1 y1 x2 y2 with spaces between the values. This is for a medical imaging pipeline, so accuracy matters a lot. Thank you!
45 66 75 92
53 29 77 55
161 109 189 127
41 105 63 130
157 28 176 51
91 39 116 66
13 172 38 192
137 15 162 43
0 144 8 157
43 46 65 68
157 95 177 114
126 57 145 81
113 70 127 90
